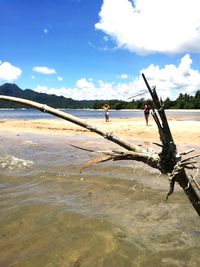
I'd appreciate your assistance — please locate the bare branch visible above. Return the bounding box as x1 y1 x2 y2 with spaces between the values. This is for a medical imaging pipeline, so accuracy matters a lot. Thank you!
0 95 147 154
80 155 113 173
180 149 195 156
190 169 200 192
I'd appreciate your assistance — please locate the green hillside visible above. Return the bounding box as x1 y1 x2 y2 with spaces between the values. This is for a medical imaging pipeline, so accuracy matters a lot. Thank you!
0 83 100 109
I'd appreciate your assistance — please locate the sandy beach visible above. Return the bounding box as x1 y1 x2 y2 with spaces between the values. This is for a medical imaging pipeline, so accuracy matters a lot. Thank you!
0 116 200 147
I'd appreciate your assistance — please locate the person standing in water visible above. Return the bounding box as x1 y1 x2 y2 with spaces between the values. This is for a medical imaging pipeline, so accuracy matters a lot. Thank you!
144 103 151 126
102 104 110 122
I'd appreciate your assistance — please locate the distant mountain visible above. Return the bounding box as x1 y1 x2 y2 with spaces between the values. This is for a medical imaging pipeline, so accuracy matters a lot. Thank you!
0 83 101 109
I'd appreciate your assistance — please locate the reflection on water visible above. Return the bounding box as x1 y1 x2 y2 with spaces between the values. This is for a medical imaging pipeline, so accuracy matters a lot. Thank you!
0 132 200 267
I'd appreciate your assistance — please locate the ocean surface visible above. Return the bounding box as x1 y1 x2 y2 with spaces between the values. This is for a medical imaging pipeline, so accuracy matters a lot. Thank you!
0 108 200 120
0 109 200 266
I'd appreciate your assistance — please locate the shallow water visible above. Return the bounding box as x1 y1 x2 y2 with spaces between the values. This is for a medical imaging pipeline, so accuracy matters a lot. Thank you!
0 132 200 267
0 108 200 121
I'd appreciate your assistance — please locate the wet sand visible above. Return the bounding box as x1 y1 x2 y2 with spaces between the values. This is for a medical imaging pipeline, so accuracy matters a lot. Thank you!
0 116 200 146
1 117 200 266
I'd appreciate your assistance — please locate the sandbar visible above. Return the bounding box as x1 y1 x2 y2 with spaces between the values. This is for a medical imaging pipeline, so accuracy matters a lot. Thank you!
0 117 200 147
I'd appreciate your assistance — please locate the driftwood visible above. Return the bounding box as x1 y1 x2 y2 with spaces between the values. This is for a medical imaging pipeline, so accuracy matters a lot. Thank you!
141 74 200 215
0 73 200 215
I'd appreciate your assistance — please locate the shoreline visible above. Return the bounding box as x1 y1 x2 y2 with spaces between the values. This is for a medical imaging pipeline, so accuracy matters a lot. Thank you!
1 117 200 147
0 108 200 111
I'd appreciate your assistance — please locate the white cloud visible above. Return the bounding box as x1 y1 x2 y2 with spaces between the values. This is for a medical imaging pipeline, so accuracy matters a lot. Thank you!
76 78 96 90
95 0 200 54
33 66 56 75
33 54 200 101
34 78 134 100
118 73 129 79
57 76 63 81
34 85 48 93
138 54 200 99
0 61 22 81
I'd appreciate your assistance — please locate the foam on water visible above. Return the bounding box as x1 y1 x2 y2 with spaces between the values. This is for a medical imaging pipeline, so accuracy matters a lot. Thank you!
0 155 34 170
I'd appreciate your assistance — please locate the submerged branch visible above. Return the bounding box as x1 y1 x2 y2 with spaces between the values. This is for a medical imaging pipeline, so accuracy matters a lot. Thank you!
69 143 160 172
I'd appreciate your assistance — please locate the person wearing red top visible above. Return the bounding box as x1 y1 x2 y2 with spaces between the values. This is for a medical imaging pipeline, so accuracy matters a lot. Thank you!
144 103 151 126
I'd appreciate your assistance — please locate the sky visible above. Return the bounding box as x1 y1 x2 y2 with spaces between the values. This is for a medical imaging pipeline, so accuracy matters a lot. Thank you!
1 0 200 101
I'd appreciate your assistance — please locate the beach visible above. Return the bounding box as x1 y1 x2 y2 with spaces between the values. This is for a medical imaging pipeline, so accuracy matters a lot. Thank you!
1 116 200 147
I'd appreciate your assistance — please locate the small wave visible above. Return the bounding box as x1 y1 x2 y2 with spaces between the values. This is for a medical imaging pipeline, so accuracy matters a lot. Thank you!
0 155 34 170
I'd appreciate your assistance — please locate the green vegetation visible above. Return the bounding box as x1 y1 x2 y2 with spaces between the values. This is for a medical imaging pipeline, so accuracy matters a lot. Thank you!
0 83 199 109
93 91 200 109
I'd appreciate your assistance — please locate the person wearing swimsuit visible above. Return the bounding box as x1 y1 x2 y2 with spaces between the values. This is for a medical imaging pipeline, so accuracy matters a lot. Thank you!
102 104 110 122
144 104 150 126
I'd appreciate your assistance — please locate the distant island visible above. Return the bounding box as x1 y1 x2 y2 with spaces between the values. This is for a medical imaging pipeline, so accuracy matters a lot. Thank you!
0 83 199 109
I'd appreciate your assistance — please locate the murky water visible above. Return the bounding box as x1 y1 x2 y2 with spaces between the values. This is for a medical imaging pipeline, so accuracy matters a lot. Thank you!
0 132 200 267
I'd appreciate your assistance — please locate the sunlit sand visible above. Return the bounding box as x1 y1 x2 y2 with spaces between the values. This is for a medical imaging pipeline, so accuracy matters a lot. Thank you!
1 117 200 146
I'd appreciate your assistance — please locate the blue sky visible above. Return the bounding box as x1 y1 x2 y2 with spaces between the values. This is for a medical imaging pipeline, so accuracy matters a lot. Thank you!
1 0 200 100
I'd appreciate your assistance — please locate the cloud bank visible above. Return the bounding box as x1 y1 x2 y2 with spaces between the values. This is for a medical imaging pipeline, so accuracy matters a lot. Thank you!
1 54 199 101
95 0 200 54
34 54 200 100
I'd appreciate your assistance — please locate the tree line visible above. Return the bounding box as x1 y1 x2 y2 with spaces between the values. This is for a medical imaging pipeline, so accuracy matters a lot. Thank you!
93 90 200 110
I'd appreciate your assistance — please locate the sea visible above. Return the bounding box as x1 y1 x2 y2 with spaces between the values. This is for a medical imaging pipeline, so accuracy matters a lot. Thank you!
0 109 200 267
0 108 200 120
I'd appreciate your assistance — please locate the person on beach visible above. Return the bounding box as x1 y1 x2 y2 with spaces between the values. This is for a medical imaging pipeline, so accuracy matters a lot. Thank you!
144 103 151 126
102 103 110 122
